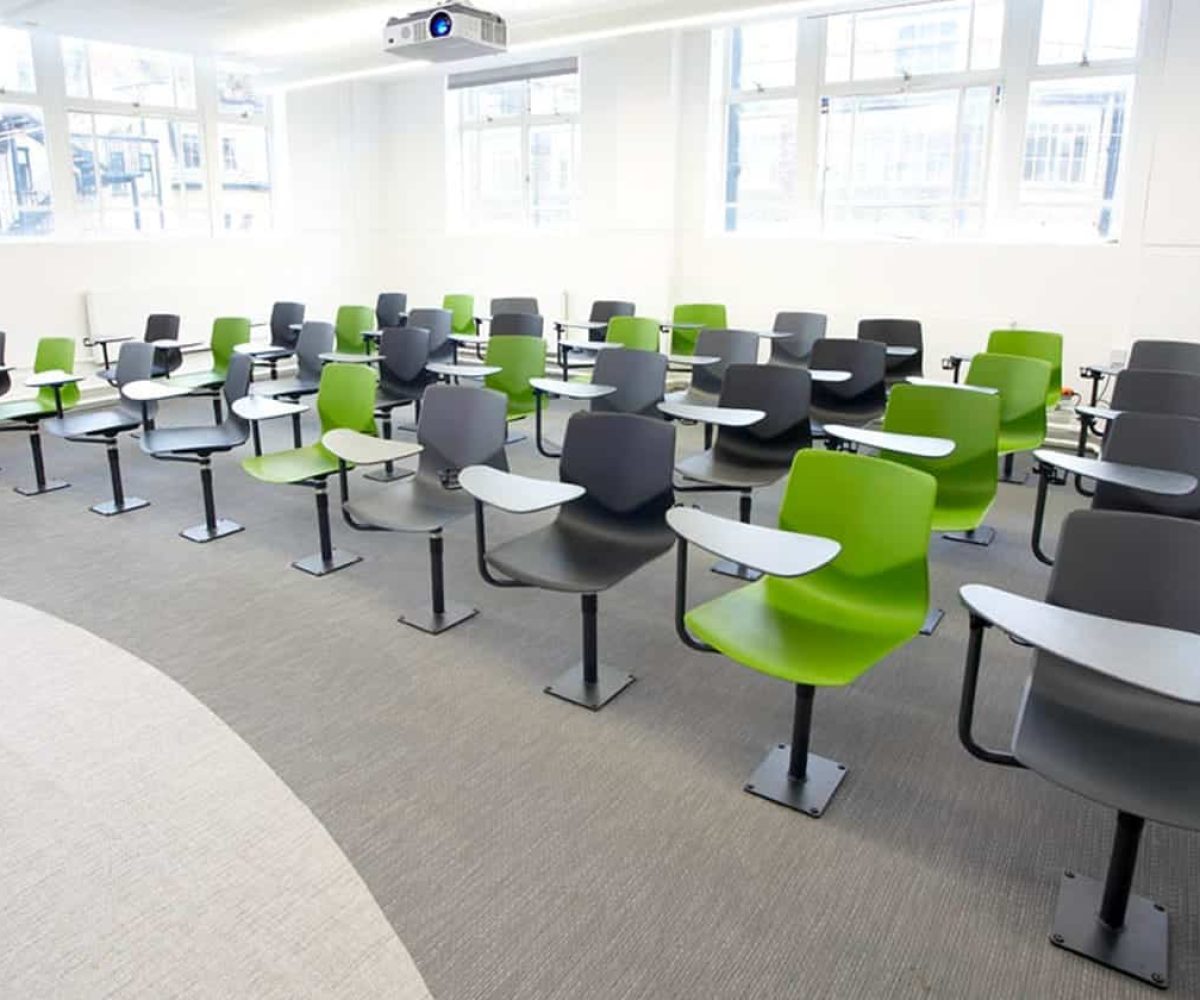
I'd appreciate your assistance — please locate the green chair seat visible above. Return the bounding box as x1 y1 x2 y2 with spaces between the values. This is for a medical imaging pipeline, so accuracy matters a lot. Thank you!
175 317 251 389
443 294 476 335
484 335 545 419
243 444 341 484
966 353 1052 457
607 316 660 352
3 337 81 420
336 305 376 355
671 303 727 356
987 329 1063 410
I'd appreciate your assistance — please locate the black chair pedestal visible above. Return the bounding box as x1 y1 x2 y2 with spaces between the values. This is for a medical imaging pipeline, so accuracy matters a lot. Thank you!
544 593 635 712
181 458 243 543
398 533 477 635
293 479 360 576
365 413 415 484
1000 453 1030 485
13 429 69 496
91 438 149 516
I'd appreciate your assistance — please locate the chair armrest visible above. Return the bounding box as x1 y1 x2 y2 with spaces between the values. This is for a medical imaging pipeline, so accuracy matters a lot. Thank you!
906 376 998 395
667 507 840 578
942 354 972 367
530 377 616 400
825 424 955 458
960 584 1200 704
459 465 585 513
25 370 86 389
122 380 193 402
90 335 134 346
658 401 765 427
322 429 423 467
1076 404 1121 423
666 354 719 368
426 362 501 379
232 396 309 422
1033 449 1197 495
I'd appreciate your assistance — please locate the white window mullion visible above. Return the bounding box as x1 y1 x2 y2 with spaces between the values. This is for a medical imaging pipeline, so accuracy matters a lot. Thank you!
795 16 824 229
195 56 219 237
29 29 79 239
993 0 1042 229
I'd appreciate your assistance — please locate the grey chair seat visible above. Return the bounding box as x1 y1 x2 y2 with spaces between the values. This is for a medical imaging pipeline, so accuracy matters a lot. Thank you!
345 478 473 534
486 499 675 594
142 422 246 455
173 369 225 390
675 450 786 489
255 376 320 399
811 400 884 426
44 408 139 439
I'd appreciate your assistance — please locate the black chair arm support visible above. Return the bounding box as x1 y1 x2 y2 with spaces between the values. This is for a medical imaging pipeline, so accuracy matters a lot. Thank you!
958 614 1026 769
1030 462 1056 566
471 498 530 589
674 534 717 653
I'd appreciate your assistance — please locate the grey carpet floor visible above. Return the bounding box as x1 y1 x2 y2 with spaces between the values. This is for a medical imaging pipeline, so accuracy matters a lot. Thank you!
1 397 1196 1000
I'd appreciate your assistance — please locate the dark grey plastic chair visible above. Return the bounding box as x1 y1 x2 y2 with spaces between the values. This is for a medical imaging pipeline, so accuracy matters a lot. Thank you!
958 509 1200 989
586 300 636 342
666 329 759 406
370 326 433 483
468 412 676 710
491 297 539 318
141 352 253 543
252 321 334 446
809 339 887 430
409 307 453 362
376 293 408 330
858 317 923 382
98 313 181 382
45 341 155 516
769 312 826 368
491 312 544 338
270 301 306 350
590 350 667 418
1112 369 1200 417
1128 339 1200 374
338 385 509 634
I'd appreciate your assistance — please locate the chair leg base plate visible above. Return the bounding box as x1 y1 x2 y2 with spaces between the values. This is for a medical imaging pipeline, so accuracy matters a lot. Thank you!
1000 470 1030 486
91 497 150 517
506 430 528 445
364 467 415 484
921 608 945 636
293 550 361 577
400 604 478 635
942 526 996 547
14 480 69 496
544 664 635 712
711 559 764 581
1050 870 1168 990
181 519 244 544
744 746 847 818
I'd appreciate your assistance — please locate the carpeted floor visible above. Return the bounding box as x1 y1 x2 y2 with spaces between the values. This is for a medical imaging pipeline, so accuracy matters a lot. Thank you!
1 394 1196 999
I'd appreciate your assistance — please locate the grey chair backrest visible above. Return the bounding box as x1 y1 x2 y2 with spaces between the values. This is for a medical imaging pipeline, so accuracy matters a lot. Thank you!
0 331 9 398
810 339 887 403
146 313 182 375
691 329 760 397
222 353 254 443
491 312 544 338
588 300 636 341
1128 339 1200 375
859 317 923 378
380 326 431 389
1094 412 1200 520
559 412 676 520
770 312 827 367
270 301 306 349
114 341 157 422
415 385 509 483
715 364 812 467
1015 510 1200 830
376 293 408 329
491 297 539 317
1112 369 1200 419
591 350 668 418
296 321 335 380
408 307 453 362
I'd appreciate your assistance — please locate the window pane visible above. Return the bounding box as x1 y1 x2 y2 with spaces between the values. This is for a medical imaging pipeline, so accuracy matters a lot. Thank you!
529 75 579 116
219 123 271 232
1039 0 1140 65
529 124 577 228
821 87 990 236
461 81 525 123
1019 75 1133 237
825 16 853 84
218 68 269 117
0 27 36 93
61 38 196 109
725 99 797 231
0 106 53 236
731 21 797 92
464 126 524 226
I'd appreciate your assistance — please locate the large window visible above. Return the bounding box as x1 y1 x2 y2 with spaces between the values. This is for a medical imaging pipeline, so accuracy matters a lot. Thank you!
452 63 580 230
63 38 195 109
721 0 1146 241
0 28 52 237
216 68 272 232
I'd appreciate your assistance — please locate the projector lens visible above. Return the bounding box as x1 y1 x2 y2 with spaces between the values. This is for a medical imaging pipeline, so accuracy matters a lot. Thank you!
429 11 453 37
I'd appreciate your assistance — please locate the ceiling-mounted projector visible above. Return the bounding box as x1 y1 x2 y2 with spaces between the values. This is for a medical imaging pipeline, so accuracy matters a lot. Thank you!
384 2 507 62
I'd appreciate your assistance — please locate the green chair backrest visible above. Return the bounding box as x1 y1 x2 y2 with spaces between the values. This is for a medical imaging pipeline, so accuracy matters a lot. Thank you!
882 383 1000 527
965 352 1051 452
212 317 251 376
317 362 379 440
335 305 375 355
443 294 476 335
987 329 1063 409
671 303 727 356
607 316 660 352
34 337 80 411
771 449 935 635
485 335 545 417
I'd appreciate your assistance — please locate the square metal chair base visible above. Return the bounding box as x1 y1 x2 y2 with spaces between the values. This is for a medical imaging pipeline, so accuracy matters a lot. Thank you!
399 603 478 635
544 664 635 712
921 608 945 636
15 479 69 496
181 519 244 544
364 467 415 484
1050 870 1169 990
744 745 847 818
943 526 996 546
91 497 150 517
293 549 362 577
711 559 764 582
1000 469 1030 486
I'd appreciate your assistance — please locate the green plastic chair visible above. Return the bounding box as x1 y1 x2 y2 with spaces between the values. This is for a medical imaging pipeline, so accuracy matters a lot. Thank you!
242 363 379 576
966 352 1052 482
606 316 660 352
678 449 936 817
335 305 376 355
174 317 251 392
987 329 1063 410
670 303 726 356
0 337 80 496
484 334 545 425
442 294 476 336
